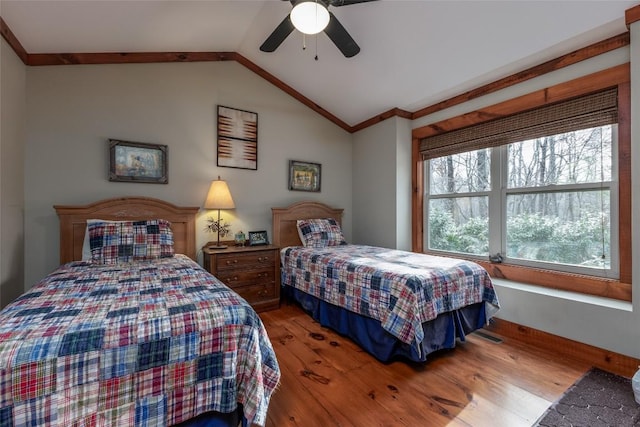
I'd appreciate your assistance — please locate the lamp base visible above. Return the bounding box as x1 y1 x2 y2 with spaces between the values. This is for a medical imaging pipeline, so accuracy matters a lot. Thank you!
208 245 228 250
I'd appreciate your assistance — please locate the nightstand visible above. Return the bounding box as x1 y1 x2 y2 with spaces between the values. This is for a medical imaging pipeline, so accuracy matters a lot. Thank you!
202 244 280 312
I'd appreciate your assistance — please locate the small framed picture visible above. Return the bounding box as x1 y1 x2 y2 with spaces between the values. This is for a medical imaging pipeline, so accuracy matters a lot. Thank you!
109 139 168 184
248 230 269 246
289 160 321 192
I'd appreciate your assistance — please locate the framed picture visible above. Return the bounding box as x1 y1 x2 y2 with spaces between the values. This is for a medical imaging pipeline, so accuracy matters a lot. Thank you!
217 105 258 170
109 139 168 184
248 230 269 246
289 160 321 192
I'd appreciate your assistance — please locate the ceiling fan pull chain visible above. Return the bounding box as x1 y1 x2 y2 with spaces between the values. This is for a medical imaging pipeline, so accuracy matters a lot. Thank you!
315 34 319 61
303 33 307 50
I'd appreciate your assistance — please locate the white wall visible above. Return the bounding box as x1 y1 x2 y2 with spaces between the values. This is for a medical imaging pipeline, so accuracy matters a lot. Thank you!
25 61 352 287
352 116 412 250
0 38 25 308
394 117 412 250
352 119 396 247
629 16 640 353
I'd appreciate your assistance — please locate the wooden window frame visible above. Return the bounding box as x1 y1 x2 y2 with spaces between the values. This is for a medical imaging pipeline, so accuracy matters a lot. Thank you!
412 64 631 301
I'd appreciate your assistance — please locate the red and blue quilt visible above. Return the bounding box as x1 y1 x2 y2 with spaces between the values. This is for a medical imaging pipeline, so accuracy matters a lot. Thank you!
281 245 499 354
0 254 280 426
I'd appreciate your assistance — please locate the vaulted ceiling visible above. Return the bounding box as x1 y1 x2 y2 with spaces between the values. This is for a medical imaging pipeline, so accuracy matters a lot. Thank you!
1 1 636 127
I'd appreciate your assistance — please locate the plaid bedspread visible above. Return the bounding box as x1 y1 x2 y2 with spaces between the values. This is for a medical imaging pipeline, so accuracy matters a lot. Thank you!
0 254 280 426
281 245 499 354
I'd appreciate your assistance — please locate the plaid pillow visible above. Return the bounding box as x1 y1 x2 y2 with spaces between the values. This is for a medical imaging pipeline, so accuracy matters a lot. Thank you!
88 219 174 264
296 218 347 248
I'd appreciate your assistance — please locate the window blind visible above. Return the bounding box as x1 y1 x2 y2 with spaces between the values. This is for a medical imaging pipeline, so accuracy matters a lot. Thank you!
419 87 618 160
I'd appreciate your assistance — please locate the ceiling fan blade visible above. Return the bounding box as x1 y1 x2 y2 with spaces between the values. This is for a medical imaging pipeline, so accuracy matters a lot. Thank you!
260 16 295 52
328 0 378 6
324 12 360 57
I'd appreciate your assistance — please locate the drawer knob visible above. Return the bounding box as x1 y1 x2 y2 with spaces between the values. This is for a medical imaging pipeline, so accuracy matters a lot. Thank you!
226 260 238 265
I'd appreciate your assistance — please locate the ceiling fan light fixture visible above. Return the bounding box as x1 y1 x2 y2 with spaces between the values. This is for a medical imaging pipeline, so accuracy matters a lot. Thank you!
290 1 330 35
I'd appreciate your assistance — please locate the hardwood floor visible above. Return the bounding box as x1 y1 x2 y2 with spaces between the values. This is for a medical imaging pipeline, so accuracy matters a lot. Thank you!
259 303 591 427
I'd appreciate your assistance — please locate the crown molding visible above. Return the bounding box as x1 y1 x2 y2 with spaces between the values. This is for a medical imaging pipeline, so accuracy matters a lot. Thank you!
26 51 236 66
0 17 27 64
626 3 640 27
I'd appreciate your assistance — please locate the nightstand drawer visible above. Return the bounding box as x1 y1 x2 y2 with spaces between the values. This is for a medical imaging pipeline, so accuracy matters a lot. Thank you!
216 251 275 271
217 268 275 287
232 281 277 304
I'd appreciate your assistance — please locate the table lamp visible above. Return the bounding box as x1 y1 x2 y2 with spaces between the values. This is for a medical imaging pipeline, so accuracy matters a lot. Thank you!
204 176 235 249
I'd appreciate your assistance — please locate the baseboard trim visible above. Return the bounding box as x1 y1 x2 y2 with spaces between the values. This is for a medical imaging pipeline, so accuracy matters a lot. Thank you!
485 318 640 378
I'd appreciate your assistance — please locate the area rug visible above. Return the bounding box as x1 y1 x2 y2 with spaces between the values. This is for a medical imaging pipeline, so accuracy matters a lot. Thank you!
535 367 640 426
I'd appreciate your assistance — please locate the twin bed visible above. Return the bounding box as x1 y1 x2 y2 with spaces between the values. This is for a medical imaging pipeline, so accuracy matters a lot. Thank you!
0 196 499 426
272 201 500 363
0 197 279 427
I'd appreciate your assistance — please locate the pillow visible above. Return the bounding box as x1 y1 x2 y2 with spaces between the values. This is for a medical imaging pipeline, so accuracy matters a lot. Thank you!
296 218 347 248
88 219 174 264
82 219 120 260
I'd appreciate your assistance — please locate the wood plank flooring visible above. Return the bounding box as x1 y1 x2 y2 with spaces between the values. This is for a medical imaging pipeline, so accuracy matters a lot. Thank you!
259 303 591 427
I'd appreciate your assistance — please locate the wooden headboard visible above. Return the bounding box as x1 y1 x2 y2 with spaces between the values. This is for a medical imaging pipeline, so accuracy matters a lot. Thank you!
271 201 344 247
54 197 199 264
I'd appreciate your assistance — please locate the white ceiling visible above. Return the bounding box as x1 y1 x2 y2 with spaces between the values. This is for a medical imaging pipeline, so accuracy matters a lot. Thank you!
1 0 637 126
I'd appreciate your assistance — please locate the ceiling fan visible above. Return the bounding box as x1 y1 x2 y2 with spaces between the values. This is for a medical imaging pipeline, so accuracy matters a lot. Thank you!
260 0 378 58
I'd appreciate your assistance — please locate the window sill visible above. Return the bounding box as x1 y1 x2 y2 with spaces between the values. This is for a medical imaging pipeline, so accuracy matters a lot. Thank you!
491 277 632 311
474 260 631 302
423 251 631 302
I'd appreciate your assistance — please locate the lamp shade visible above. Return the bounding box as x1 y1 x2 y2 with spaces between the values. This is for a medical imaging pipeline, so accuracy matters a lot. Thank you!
204 177 235 210
290 1 330 35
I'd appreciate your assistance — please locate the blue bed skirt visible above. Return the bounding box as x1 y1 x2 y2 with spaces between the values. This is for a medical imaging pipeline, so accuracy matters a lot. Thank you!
176 407 246 427
284 287 487 363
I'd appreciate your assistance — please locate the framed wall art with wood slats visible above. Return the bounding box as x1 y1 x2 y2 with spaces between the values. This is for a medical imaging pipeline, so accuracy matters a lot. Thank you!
217 105 258 170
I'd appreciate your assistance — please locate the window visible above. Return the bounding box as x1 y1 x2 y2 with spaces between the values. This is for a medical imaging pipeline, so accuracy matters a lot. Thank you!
426 125 617 278
413 66 630 300
428 149 490 257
